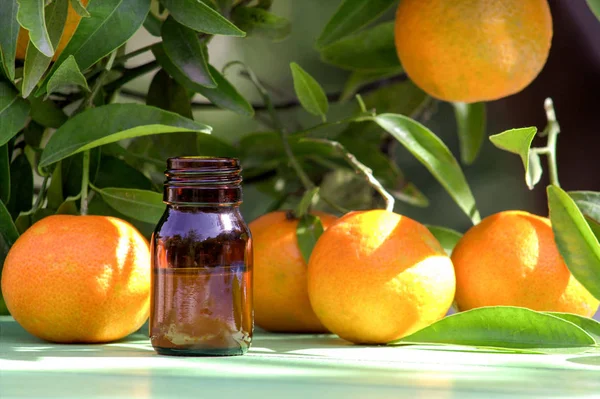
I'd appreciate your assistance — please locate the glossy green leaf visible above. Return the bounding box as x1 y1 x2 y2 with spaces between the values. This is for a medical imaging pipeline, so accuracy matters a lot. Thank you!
547 185 600 300
317 0 397 48
39 0 151 94
290 62 328 121
0 199 19 245
39 103 212 167
426 225 462 256
362 80 428 116
28 95 68 128
0 81 30 146
46 162 64 210
23 121 45 149
391 183 429 208
340 68 403 102
231 6 291 42
587 0 600 20
143 11 162 36
56 198 79 215
69 0 90 18
0 0 20 81
547 312 600 342
569 191 600 222
21 0 68 98
391 306 596 352
7 153 33 219
161 16 216 88
586 216 600 241
16 0 54 57
160 0 245 36
489 127 538 189
197 134 238 157
147 69 193 118
45 55 90 97
0 145 9 203
93 186 165 224
296 214 324 264
94 156 154 190
320 22 400 72
60 149 101 198
87 194 155 238
452 102 486 165
153 44 254 116
375 114 480 225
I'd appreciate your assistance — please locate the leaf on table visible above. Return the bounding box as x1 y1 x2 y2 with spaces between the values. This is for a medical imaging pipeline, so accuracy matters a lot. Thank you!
290 62 329 121
147 69 193 118
0 0 20 81
296 213 324 264
161 16 216 88
160 0 245 36
231 6 291 42
0 145 10 204
489 127 539 190
93 186 165 224
390 306 596 353
37 0 151 96
546 312 600 342
426 225 462 256
375 114 480 225
21 0 68 98
320 22 400 72
16 0 54 57
69 0 90 18
0 81 30 146
45 55 90 97
153 44 254 116
39 103 212 167
547 185 600 301
452 102 486 165
316 0 397 48
7 153 33 220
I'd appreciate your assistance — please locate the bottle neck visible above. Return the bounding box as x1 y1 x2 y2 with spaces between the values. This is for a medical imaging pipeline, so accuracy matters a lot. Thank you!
163 157 243 207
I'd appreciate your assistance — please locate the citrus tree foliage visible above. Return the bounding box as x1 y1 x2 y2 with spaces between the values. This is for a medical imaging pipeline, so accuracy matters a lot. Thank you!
0 0 599 329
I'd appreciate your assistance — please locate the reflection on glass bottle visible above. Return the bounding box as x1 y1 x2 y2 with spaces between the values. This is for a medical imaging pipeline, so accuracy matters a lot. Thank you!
150 157 253 356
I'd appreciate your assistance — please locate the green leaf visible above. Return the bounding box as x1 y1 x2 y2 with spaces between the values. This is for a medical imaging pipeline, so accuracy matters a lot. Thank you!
231 6 291 42
391 306 596 352
21 0 69 98
320 22 400 72
46 162 64 210
586 216 600 241
143 11 162 36
28 95 68 128
94 155 154 190
197 134 238 157
587 0 600 20
296 214 324 264
93 186 165 224
56 198 79 215
290 62 329 121
69 0 90 18
452 102 486 165
38 0 151 94
160 0 245 36
0 145 10 204
39 103 212 167
316 0 397 48
362 80 428 116
7 153 33 220
153 44 254 116
161 16 216 88
340 68 403 102
527 151 543 190
489 127 538 190
547 312 600 342
0 0 20 81
547 185 600 301
569 191 600 223
147 69 193 118
0 199 19 245
426 225 462 256
23 121 45 149
0 81 30 146
375 114 480 225
16 0 54 57
45 55 90 97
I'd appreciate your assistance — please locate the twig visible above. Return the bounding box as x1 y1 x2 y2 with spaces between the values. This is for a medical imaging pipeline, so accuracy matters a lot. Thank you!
103 60 159 93
80 150 90 215
113 43 156 65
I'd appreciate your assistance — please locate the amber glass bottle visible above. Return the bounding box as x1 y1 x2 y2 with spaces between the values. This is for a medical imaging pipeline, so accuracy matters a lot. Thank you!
150 157 253 356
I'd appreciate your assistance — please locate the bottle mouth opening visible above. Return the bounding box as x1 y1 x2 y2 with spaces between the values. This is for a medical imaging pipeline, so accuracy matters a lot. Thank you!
165 156 242 185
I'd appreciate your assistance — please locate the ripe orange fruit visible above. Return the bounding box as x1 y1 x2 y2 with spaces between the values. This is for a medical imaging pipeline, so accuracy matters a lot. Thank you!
16 0 88 61
250 210 337 333
452 211 599 316
307 210 456 344
1 215 151 343
394 0 553 103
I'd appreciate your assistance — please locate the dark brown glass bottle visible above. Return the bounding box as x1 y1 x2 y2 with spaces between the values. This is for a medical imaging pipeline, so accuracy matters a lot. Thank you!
150 157 253 356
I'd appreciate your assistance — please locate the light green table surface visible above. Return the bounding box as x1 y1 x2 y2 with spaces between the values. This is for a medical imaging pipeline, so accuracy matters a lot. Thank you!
1 316 599 399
